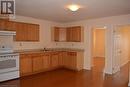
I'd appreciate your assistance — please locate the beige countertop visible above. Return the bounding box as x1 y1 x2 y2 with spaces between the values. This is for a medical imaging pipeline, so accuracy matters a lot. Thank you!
14 48 84 54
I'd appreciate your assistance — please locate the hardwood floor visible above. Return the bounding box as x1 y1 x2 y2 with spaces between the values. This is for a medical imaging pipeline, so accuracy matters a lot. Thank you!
0 58 129 87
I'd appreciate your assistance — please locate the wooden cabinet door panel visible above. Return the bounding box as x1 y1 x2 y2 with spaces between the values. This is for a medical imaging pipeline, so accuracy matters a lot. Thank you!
32 55 43 72
33 25 39 41
54 27 60 41
0 20 39 41
58 52 63 66
5 21 16 31
66 26 82 42
16 23 28 41
43 54 50 69
51 53 59 67
66 52 77 69
74 27 81 42
0 20 6 30
20 55 32 75
66 28 72 42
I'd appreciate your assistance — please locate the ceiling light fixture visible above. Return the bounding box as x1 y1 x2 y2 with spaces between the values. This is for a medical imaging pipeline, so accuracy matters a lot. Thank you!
68 4 80 12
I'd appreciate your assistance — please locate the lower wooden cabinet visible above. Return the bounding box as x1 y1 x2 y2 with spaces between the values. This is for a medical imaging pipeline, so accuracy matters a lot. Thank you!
42 53 50 69
51 52 59 68
20 51 84 77
63 52 84 70
20 54 32 76
32 55 43 72
66 52 77 70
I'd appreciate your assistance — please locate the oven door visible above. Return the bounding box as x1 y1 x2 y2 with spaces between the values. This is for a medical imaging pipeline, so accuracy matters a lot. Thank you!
0 55 19 74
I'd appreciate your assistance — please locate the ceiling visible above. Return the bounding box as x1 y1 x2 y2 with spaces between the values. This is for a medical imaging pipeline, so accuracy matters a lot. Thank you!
16 0 130 22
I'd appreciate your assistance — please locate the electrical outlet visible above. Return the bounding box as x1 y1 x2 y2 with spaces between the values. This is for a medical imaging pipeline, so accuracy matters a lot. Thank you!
19 43 22 46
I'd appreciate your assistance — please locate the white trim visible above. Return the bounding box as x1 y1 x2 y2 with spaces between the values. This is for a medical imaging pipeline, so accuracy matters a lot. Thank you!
83 67 91 70
121 60 130 67
104 69 113 75
128 82 130 87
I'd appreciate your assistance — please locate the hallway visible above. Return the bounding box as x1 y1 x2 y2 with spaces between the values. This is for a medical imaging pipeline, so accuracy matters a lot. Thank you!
93 57 105 72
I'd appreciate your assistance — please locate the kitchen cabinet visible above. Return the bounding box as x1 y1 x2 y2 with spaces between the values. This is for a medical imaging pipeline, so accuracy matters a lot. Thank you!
15 23 28 41
58 52 63 66
66 52 77 70
63 52 83 70
4 21 16 31
66 27 72 41
32 53 51 72
54 27 60 41
58 51 68 66
20 51 84 77
66 26 82 42
0 19 39 41
51 52 59 68
0 20 6 30
32 54 43 72
27 24 39 41
20 54 33 76
42 53 51 69
52 26 83 42
52 27 66 42
16 22 39 41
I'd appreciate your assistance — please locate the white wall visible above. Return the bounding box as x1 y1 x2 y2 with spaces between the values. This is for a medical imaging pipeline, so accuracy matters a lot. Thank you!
10 15 63 50
57 14 130 74
9 14 130 74
0 36 13 49
93 29 105 58
119 26 130 67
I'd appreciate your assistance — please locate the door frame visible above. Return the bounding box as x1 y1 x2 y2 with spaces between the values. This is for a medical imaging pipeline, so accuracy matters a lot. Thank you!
91 27 106 69
88 25 113 74
91 25 107 72
112 24 130 73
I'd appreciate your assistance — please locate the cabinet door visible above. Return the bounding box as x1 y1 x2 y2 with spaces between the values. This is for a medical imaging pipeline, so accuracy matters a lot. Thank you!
15 23 28 41
59 52 66 66
0 20 6 30
27 24 39 41
73 26 81 42
54 27 60 41
32 55 43 72
66 28 72 42
20 55 32 76
43 54 50 69
15 22 39 41
66 26 82 42
4 21 16 31
33 25 39 41
63 52 70 68
67 52 77 69
51 52 59 68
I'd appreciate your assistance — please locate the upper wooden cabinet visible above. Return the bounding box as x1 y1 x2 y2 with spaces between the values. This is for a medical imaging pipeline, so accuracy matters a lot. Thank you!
52 26 83 42
54 27 60 41
0 19 40 41
52 27 66 42
66 26 83 42
16 23 39 41
15 22 39 41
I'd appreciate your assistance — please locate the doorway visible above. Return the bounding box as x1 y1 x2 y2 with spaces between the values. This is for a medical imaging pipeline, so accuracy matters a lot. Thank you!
92 28 106 72
113 25 130 73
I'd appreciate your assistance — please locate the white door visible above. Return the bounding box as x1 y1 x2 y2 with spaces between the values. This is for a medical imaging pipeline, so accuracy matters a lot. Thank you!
112 29 122 74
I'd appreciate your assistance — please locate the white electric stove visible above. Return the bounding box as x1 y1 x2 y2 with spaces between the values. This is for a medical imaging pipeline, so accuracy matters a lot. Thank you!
0 52 19 82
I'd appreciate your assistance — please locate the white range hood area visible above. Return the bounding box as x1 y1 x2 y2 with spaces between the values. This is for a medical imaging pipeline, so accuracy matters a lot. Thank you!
0 31 16 36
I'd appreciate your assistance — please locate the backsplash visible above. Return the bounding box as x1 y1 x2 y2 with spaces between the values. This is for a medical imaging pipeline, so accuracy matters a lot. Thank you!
0 36 13 49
